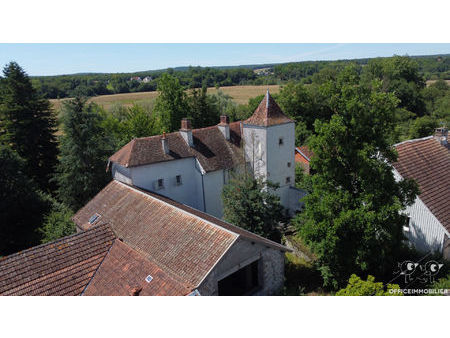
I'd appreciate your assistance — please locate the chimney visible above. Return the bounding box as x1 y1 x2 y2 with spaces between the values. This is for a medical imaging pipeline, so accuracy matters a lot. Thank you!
161 132 169 154
180 118 194 147
434 127 448 146
218 115 230 140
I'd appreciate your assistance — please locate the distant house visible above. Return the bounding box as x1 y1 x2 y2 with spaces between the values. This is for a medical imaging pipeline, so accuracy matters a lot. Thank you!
129 76 142 82
0 180 290 296
109 91 306 217
142 76 152 83
392 128 449 258
295 145 313 174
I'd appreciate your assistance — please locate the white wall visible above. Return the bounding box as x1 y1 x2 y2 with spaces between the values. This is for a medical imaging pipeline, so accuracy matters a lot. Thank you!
393 169 449 254
129 157 204 211
203 169 227 218
243 125 267 178
243 122 296 213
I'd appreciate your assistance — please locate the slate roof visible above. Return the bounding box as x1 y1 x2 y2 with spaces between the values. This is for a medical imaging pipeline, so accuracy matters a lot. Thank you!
83 240 192 296
393 137 450 232
73 180 290 288
0 224 115 296
109 121 243 171
244 90 293 127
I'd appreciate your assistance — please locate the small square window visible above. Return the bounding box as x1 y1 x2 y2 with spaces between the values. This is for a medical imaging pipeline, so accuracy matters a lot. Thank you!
287 162 291 167
286 177 291 184
157 178 164 189
176 175 182 185
279 138 284 146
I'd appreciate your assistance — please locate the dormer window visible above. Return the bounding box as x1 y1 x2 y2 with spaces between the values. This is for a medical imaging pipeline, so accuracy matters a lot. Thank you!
279 138 284 146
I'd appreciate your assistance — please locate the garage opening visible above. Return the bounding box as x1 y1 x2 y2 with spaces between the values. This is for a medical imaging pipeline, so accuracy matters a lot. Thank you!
218 259 260 296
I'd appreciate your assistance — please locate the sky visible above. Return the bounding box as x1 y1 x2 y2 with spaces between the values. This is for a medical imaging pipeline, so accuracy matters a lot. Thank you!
0 43 449 76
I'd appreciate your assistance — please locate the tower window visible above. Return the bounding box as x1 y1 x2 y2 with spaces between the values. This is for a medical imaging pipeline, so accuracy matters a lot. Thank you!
279 137 284 146
285 177 291 184
156 178 164 189
176 175 182 185
287 162 291 167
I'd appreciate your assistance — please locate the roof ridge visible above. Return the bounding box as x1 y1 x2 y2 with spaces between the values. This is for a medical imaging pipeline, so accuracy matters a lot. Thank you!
394 136 434 147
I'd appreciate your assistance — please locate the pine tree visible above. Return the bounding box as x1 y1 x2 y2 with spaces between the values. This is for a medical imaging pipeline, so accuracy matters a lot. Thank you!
0 62 58 192
0 145 49 255
55 97 113 211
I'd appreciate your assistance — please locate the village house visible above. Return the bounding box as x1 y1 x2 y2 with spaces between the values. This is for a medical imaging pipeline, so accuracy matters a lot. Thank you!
109 90 306 217
0 180 289 296
392 128 450 259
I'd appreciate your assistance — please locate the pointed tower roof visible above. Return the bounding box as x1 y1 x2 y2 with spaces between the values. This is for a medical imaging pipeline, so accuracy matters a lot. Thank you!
244 89 293 127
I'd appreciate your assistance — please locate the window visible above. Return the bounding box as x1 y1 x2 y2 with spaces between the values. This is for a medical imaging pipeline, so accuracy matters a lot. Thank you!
88 213 100 224
403 216 411 232
157 178 164 189
279 137 284 146
287 162 291 167
176 175 182 185
286 176 291 184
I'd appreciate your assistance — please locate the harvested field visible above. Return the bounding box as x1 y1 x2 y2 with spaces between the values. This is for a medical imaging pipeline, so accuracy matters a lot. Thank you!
49 84 281 111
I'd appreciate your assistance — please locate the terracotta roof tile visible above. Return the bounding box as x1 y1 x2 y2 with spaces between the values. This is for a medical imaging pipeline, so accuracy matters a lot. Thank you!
83 240 192 296
244 90 293 127
73 180 290 287
296 146 313 161
0 224 115 296
109 122 243 171
393 137 450 232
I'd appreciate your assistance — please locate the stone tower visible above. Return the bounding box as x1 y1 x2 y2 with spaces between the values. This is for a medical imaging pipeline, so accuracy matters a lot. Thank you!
243 90 295 208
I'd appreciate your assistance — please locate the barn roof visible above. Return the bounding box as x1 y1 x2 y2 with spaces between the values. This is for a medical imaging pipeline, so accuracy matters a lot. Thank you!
73 180 290 287
109 121 243 171
82 239 192 296
393 137 450 232
244 90 293 127
0 224 115 296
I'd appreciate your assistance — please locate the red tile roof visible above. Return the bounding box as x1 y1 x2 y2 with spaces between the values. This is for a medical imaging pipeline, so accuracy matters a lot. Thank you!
73 180 289 287
0 224 115 296
393 137 450 232
83 240 192 296
244 90 293 127
296 146 313 161
109 122 243 171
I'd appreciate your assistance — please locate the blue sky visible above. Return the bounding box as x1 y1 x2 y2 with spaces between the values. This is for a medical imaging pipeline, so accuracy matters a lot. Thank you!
1 43 449 76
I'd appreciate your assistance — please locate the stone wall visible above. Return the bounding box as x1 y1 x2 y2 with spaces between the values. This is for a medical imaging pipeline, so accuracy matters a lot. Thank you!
197 238 285 296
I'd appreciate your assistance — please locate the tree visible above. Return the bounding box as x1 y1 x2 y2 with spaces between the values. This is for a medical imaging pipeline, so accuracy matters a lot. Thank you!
294 67 419 289
55 97 113 211
123 104 155 139
409 116 439 139
0 145 49 255
0 61 58 192
153 73 188 133
336 274 402 296
39 199 75 244
222 172 285 242
188 85 220 128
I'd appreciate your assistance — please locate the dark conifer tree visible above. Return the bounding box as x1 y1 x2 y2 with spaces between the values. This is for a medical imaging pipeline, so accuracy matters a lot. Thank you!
0 62 58 193
55 97 113 211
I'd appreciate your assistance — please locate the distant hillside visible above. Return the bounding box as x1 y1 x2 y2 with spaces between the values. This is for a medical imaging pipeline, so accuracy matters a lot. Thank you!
29 54 450 99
